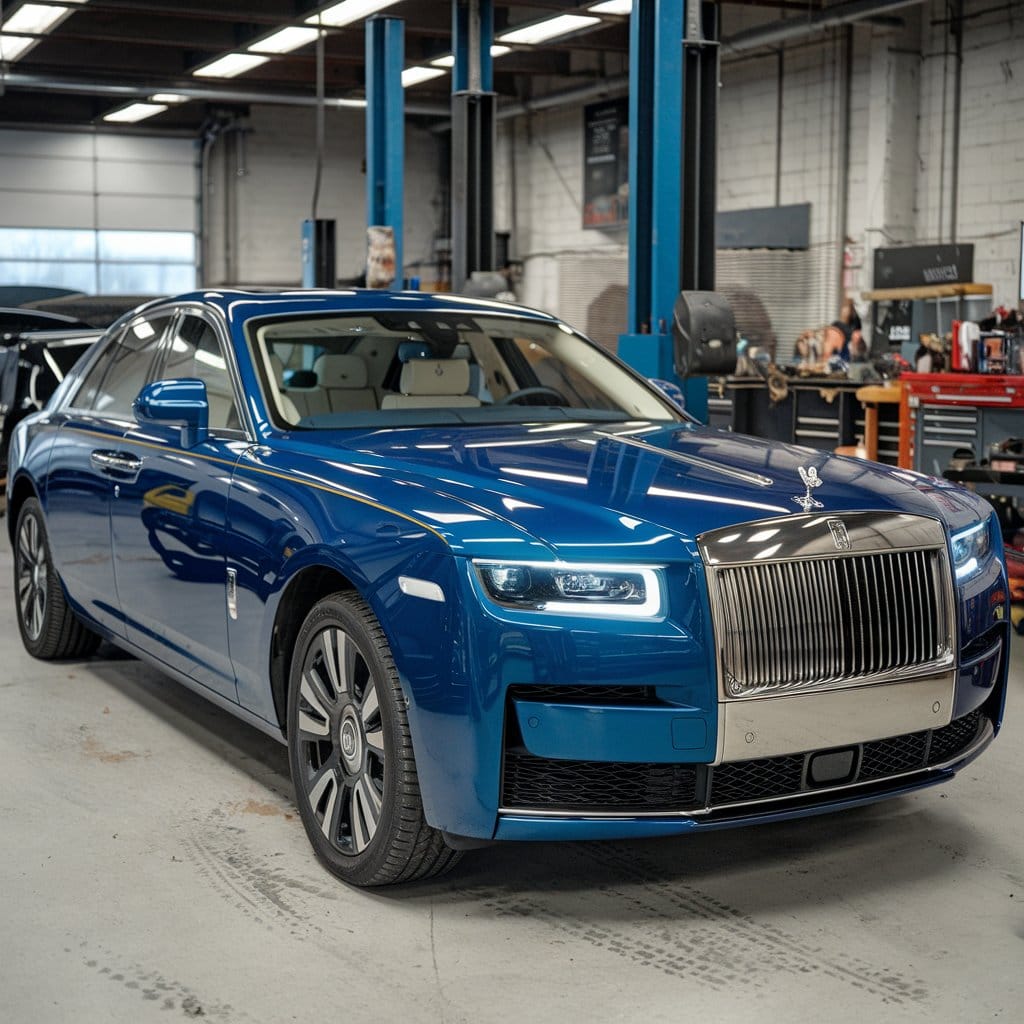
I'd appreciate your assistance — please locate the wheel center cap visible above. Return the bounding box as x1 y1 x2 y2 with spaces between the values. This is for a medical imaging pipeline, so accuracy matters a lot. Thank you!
339 708 362 772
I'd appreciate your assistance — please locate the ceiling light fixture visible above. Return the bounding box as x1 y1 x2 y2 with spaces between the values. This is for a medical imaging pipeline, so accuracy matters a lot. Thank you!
401 65 447 88
248 26 320 54
305 0 402 29
589 1 632 14
497 14 600 46
431 44 512 69
150 93 189 104
0 34 36 61
103 102 169 124
2 3 75 36
193 52 271 79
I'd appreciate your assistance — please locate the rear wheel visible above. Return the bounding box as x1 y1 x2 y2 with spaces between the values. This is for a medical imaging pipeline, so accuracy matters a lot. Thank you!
287 592 461 887
14 497 100 660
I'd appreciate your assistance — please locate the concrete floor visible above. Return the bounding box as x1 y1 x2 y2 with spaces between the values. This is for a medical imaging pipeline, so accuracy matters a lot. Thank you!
0 537 1021 1024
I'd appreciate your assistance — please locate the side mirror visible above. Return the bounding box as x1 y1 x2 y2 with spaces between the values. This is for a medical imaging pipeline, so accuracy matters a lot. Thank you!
672 291 738 377
134 378 209 448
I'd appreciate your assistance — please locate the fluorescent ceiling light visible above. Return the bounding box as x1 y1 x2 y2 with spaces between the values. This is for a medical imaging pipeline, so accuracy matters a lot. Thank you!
150 93 189 104
589 0 632 14
193 52 270 78
0 34 36 61
497 14 600 46
401 65 446 88
305 1 402 29
2 3 71 35
248 26 319 54
431 44 512 69
103 102 169 124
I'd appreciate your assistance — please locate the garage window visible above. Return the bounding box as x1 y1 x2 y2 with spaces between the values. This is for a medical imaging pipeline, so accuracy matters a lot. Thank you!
0 227 196 294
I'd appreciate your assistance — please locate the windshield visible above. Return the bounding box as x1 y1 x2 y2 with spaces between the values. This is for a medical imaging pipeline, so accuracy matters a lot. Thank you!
246 311 682 429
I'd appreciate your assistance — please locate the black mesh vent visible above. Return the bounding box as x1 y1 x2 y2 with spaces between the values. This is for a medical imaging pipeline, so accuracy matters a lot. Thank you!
502 751 699 810
927 710 982 765
710 755 804 804
508 685 656 705
859 731 929 781
500 710 987 814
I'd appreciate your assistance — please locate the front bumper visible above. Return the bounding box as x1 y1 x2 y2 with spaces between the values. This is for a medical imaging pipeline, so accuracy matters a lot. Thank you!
495 706 994 841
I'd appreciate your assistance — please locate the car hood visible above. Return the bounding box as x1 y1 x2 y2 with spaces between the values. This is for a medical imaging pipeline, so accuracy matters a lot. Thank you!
284 421 989 560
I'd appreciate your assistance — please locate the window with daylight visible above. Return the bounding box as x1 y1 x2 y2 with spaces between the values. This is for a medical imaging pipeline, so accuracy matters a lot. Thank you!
0 227 196 295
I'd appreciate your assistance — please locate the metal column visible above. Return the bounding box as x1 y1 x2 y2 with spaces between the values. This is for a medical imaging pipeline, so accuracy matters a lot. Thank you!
365 16 404 289
618 0 719 421
451 0 496 292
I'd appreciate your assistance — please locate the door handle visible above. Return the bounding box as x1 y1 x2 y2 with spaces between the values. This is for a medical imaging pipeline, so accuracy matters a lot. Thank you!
90 449 143 479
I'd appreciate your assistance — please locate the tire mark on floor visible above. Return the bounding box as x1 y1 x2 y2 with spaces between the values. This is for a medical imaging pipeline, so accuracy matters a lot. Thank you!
181 808 354 946
577 842 929 1004
453 843 927 1008
71 941 253 1021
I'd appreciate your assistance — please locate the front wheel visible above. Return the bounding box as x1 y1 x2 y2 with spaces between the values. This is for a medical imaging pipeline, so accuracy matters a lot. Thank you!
287 592 461 887
14 497 100 660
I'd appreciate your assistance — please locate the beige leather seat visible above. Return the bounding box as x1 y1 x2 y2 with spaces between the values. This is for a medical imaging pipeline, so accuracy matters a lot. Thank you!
380 359 482 409
313 353 378 412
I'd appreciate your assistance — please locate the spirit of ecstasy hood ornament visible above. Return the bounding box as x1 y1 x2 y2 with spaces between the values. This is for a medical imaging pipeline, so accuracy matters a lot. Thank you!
793 465 824 511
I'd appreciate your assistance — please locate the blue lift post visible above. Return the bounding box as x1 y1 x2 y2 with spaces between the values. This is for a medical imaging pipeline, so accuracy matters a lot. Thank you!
618 0 717 421
365 16 405 289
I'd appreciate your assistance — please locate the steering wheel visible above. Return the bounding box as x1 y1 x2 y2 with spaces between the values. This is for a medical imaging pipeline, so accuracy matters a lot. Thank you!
496 386 569 406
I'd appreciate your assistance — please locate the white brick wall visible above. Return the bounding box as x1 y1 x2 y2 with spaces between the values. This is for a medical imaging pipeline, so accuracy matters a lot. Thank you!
503 0 1024 334
205 104 445 287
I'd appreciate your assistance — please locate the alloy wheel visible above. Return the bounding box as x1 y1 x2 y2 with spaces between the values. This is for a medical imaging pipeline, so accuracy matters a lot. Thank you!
295 625 386 855
17 511 48 642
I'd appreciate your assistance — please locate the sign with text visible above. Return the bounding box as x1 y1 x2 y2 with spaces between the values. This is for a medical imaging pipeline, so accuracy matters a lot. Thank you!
873 244 975 289
583 99 629 230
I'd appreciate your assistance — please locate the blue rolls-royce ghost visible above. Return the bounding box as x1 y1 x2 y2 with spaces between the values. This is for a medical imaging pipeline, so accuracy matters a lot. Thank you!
7 290 1009 886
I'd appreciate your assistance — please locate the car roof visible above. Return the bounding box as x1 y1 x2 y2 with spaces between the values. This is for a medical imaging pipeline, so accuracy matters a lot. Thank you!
133 288 562 326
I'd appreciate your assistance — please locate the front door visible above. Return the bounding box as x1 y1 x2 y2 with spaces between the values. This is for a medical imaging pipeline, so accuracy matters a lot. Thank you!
111 312 249 701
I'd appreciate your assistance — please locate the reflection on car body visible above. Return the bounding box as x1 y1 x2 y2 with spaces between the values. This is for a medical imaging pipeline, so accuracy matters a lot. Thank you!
5 289 1010 888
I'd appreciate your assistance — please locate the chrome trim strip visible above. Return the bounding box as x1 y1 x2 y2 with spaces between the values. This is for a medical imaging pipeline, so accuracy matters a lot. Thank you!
594 431 774 487
718 671 955 761
496 717 993 821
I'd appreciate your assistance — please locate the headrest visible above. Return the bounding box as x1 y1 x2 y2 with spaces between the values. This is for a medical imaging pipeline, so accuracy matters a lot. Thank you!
399 358 471 397
313 353 368 389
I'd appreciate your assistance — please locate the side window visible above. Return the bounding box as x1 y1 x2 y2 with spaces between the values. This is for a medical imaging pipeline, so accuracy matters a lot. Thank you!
88 315 172 419
161 315 242 432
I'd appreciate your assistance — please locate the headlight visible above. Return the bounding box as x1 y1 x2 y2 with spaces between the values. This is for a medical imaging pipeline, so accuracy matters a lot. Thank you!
951 519 993 581
473 560 664 618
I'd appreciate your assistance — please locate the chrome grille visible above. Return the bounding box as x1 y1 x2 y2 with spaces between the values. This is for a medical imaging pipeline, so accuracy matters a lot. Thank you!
700 512 954 698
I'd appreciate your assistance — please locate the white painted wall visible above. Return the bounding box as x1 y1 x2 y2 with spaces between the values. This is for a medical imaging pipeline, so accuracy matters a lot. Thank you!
0 128 196 233
203 105 446 288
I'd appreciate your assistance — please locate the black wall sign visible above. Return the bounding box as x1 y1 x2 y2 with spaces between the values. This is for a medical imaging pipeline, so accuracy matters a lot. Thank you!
583 99 629 230
873 244 975 289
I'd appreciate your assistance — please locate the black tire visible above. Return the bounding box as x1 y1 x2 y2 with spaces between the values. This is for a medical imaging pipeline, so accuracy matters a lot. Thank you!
14 497 100 660
287 592 461 887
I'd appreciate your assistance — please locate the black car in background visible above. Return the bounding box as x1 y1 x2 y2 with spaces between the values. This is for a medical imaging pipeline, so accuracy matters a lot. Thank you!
0 307 91 335
0 327 100 478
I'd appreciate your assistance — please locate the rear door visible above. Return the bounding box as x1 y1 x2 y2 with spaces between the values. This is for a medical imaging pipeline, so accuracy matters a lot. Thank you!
43 312 172 637
110 310 250 700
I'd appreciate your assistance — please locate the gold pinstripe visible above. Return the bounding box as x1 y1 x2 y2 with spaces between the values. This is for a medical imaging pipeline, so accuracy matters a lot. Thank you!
64 425 448 543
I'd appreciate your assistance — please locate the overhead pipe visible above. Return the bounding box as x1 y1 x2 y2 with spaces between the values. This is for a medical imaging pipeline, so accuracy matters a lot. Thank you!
723 0 925 54
0 72 449 117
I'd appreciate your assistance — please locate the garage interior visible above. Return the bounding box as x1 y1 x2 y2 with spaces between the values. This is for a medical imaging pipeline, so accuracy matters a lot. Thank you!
1 1 1022 1021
